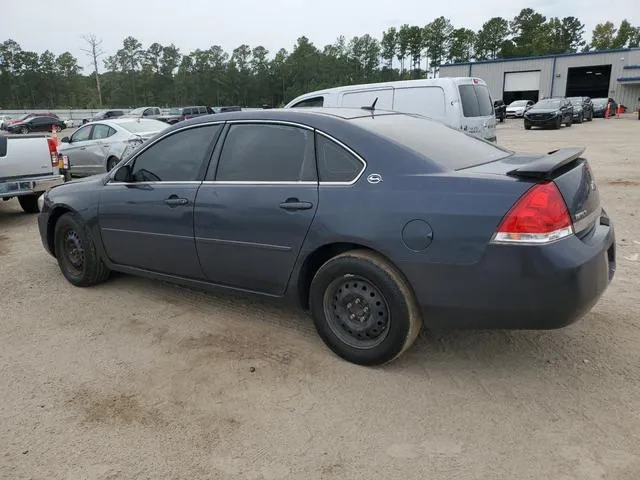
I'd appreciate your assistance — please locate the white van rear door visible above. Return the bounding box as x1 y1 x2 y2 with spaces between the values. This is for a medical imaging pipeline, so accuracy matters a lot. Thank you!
392 86 446 120
456 80 497 142
340 88 393 109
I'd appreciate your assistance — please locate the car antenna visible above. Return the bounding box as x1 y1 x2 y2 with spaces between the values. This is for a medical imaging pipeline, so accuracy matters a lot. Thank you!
361 97 378 112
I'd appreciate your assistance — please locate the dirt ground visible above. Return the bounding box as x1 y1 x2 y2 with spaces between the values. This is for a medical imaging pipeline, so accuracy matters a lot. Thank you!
1 116 639 480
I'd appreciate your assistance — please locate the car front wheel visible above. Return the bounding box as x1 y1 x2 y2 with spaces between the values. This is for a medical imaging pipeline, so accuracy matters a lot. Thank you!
20 127 29 134
54 212 111 287
309 250 422 366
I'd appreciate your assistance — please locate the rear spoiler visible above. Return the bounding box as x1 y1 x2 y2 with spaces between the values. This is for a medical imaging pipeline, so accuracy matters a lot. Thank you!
506 147 585 179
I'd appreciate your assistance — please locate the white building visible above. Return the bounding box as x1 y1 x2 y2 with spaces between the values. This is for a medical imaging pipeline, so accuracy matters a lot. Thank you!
439 48 640 109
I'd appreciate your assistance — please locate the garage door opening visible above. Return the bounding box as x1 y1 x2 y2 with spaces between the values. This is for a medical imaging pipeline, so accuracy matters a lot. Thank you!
565 65 611 98
503 70 540 104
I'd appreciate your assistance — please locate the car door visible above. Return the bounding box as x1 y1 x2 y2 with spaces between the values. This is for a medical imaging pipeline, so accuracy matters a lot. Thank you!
61 125 94 176
99 123 223 279
85 123 117 174
194 122 318 295
28 116 48 132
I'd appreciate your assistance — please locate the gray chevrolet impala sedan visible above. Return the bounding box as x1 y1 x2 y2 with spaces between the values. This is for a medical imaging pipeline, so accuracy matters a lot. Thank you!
38 108 615 365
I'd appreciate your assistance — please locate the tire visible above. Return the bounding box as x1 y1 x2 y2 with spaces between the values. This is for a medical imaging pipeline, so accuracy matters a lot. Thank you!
18 194 40 213
106 157 120 172
555 117 562 129
577 114 583 124
53 212 110 287
54 125 62 133
566 117 572 127
524 122 532 130
20 126 29 134
587 112 593 122
309 250 422 366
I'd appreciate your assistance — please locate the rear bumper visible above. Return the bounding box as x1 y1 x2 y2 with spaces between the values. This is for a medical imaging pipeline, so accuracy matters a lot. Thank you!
0 174 65 199
402 218 615 330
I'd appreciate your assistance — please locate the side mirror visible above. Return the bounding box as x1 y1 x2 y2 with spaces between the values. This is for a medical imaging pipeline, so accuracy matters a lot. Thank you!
113 164 132 182
61 136 70 143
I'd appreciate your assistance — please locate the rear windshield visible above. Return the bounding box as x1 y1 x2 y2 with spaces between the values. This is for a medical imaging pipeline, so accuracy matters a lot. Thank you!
458 84 493 117
118 119 167 133
509 100 528 107
352 114 511 170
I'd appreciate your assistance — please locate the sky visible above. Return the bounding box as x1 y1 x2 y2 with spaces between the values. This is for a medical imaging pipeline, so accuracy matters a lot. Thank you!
4 0 639 70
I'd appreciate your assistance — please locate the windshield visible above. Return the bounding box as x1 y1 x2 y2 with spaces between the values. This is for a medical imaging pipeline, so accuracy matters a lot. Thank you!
592 98 608 106
352 113 511 170
118 119 168 133
535 99 561 108
568 98 582 105
168 108 182 115
509 100 528 107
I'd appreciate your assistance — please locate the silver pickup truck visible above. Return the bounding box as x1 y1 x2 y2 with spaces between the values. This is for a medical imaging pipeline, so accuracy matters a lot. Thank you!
0 135 65 213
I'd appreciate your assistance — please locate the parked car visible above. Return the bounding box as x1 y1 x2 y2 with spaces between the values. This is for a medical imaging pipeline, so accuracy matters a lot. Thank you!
58 118 169 177
568 97 593 123
506 100 534 118
38 108 615 366
593 97 623 117
3 112 60 130
5 115 66 134
493 100 506 122
122 106 163 120
82 110 125 125
285 77 498 142
0 135 65 213
157 106 214 124
524 98 573 129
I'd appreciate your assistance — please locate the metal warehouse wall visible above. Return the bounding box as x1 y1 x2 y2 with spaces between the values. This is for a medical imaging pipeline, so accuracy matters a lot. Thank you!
440 48 640 109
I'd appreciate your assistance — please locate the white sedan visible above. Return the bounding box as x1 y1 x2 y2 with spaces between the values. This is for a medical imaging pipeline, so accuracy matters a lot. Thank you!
506 100 534 118
59 118 169 177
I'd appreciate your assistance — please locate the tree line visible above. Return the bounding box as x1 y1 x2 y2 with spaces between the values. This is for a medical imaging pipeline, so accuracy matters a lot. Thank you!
1 10 638 110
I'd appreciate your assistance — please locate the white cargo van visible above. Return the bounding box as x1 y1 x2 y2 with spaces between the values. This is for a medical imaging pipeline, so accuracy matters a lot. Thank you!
285 78 497 142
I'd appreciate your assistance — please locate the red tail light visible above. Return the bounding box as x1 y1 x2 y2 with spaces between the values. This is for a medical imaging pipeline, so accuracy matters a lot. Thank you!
493 181 573 244
47 137 59 167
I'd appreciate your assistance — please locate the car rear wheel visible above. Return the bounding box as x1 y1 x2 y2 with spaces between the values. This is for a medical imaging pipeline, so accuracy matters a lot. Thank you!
54 212 110 287
18 194 40 213
309 250 422 366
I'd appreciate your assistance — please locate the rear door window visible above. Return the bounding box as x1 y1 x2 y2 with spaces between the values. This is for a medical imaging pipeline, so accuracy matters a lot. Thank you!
214 124 316 182
458 84 494 117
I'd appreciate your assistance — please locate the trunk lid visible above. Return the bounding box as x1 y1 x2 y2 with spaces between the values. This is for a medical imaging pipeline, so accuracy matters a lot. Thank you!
463 148 601 236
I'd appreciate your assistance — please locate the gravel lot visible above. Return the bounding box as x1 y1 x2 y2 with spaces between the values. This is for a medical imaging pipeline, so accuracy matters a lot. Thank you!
1 116 639 479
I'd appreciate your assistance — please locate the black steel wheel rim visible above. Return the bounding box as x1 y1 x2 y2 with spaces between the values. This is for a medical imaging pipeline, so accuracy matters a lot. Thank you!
323 275 390 349
63 229 85 275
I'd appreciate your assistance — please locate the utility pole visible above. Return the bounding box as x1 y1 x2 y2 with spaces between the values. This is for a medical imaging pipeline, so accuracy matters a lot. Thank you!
81 34 104 106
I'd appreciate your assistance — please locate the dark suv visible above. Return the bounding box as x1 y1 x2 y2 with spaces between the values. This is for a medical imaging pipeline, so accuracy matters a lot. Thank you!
567 97 593 123
493 100 506 122
82 110 125 125
159 106 214 124
524 98 573 130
